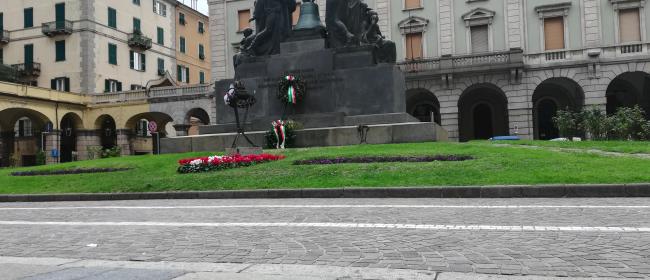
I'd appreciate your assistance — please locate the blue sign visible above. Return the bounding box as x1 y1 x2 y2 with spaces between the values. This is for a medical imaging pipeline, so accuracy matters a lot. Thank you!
50 149 59 158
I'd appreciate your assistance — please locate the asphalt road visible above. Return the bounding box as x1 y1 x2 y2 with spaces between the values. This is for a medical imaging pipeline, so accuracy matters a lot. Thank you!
0 198 648 279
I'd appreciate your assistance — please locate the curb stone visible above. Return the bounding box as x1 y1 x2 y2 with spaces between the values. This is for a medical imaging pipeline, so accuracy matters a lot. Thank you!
0 184 649 203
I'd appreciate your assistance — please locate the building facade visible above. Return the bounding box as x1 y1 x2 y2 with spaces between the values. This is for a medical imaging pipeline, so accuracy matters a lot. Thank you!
209 0 650 141
175 1 211 85
0 0 180 94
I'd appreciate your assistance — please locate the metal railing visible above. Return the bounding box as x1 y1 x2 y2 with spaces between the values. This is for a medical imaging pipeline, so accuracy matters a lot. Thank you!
11 63 41 77
128 33 153 50
42 20 73 36
0 30 9 44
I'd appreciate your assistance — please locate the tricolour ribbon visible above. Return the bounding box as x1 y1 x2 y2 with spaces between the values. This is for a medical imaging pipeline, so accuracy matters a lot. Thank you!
272 120 286 149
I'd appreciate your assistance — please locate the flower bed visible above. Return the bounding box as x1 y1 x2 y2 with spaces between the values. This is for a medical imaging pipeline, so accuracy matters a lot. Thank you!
11 168 132 177
178 154 285 174
293 155 473 165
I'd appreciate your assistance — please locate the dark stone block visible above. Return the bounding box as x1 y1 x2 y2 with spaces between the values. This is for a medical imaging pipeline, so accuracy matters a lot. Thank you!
625 184 650 197
300 188 344 198
343 188 387 198
480 186 523 198
440 187 482 198
565 184 627 197
520 185 567 198
196 191 234 199
281 38 326 54
266 189 302 198
334 46 376 69
385 187 443 198
231 190 268 199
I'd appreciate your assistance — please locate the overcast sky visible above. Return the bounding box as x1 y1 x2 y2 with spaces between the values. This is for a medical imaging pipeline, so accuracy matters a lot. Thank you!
178 0 210 15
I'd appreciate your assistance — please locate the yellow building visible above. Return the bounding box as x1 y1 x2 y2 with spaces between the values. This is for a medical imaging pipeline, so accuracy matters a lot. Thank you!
175 1 211 85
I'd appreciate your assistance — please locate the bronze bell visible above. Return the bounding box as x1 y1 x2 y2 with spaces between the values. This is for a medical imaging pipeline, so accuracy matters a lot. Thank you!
294 0 324 31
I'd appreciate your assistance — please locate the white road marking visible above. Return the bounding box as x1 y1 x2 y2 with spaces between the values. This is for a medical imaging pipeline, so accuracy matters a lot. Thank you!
0 220 648 233
0 205 649 211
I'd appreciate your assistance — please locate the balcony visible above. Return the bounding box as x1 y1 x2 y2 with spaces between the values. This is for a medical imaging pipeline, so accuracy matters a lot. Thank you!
128 32 153 50
42 20 73 37
397 49 524 78
0 30 9 45
12 63 41 78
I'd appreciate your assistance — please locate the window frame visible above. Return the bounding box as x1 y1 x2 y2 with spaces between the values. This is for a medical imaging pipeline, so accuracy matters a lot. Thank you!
403 0 423 11
108 7 117 29
180 36 186 53
55 40 66 62
24 8 34 28
108 43 118 65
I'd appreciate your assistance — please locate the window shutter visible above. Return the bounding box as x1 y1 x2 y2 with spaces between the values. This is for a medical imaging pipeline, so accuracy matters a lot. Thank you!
64 77 70 92
51 79 57 90
238 10 250 31
405 33 423 60
117 82 122 92
470 25 489 53
158 58 164 71
544 17 565 50
157 27 164 45
177 65 182 81
141 53 146 71
186 68 190 83
162 4 167 16
405 0 420 10
200 72 205 84
24 8 33 28
619 8 641 43
105 79 110 92
133 18 141 32
129 51 134 69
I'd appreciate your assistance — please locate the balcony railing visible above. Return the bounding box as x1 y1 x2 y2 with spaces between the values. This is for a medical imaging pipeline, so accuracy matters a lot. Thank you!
0 30 8 44
11 63 41 77
128 32 153 50
397 49 524 75
91 84 212 104
42 20 73 36
545 51 566 61
621 43 643 54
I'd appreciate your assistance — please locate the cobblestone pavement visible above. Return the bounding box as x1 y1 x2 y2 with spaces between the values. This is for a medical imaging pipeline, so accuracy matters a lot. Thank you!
0 198 649 279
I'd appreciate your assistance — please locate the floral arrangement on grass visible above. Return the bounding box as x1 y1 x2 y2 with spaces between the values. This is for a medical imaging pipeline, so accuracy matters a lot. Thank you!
293 155 474 165
11 168 132 177
178 154 285 174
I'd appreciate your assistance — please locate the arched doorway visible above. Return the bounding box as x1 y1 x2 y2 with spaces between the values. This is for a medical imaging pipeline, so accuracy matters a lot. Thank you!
125 112 174 155
406 89 442 124
458 84 509 142
606 72 650 118
60 113 83 163
0 108 51 166
532 78 585 140
96 115 117 150
186 108 211 136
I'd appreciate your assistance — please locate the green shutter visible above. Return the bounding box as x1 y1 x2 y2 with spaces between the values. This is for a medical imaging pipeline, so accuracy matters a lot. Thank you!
117 82 122 92
180 37 185 53
157 27 164 45
133 18 140 32
179 13 185 25
104 79 110 92
199 72 205 84
24 44 34 65
177 65 182 81
55 40 65 62
157 58 164 71
186 68 190 83
55 3 65 27
109 44 117 65
0 13 4 31
129 51 134 69
141 53 146 71
51 79 57 90
108 8 116 28
64 77 70 92
24 8 33 28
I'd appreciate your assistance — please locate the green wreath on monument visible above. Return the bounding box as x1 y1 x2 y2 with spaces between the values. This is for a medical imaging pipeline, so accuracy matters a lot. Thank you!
277 75 306 105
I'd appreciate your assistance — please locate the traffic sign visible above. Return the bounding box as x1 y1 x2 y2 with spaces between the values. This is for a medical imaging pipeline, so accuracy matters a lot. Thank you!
148 121 158 133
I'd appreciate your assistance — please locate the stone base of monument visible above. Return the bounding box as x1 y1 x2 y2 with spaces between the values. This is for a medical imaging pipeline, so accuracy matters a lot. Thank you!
225 147 263 156
159 122 448 154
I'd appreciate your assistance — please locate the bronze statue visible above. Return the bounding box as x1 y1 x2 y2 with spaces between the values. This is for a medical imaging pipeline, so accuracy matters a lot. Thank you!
362 10 396 63
245 0 297 56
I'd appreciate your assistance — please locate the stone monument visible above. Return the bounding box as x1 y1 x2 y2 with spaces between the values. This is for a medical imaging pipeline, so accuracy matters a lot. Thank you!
183 0 442 151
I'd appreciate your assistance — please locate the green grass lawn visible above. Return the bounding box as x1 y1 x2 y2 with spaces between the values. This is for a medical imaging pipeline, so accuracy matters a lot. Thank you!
492 140 650 154
1 142 650 194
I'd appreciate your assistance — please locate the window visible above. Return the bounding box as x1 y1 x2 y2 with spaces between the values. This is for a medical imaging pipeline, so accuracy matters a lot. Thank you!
199 71 205 84
133 17 141 32
157 58 165 74
470 25 489 53
405 32 423 60
238 10 251 31
24 44 34 65
179 13 186 25
24 8 33 28
130 84 143 90
544 17 565 50
130 51 146 71
108 7 117 28
133 0 140 5
154 1 167 17
619 8 641 43
157 27 164 45
198 21 205 33
136 119 150 136
292 3 301 26
177 65 189 83
405 0 421 10
180 37 186 53
0 49 3 64
1 13 4 32
15 117 33 137
198 44 205 60
108 43 117 65
51 77 70 92
55 40 66 62
104 79 122 93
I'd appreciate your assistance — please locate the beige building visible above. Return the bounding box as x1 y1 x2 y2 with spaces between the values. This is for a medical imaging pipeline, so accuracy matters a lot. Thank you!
0 0 178 94
175 1 211 85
